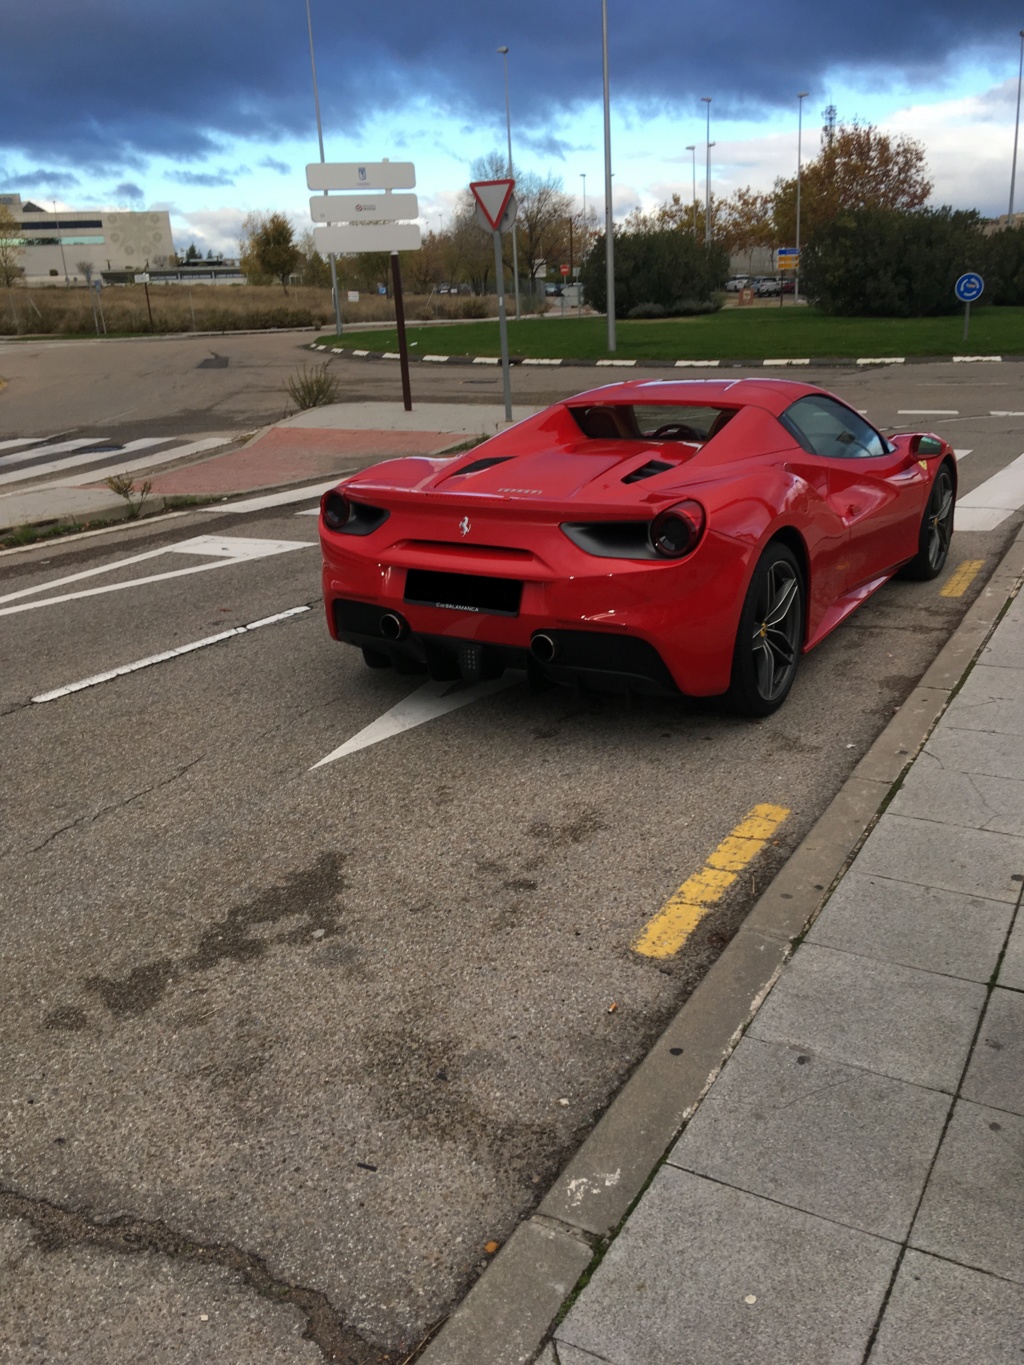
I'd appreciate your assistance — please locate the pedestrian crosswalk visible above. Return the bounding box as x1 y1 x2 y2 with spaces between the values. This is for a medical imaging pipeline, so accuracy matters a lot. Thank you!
0 433 231 490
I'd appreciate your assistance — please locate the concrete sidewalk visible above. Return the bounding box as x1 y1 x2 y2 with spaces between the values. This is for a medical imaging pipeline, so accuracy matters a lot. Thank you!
530 536 1023 1365
0 401 539 533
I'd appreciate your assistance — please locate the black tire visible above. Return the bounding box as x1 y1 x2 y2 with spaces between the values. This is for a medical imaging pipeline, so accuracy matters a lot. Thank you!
900 463 955 581
727 543 804 717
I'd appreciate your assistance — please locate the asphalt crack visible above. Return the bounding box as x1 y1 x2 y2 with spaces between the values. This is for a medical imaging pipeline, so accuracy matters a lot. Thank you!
0 1185 398 1364
28 756 204 853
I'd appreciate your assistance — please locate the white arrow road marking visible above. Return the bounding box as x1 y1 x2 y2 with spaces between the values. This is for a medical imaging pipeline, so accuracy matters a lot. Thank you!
32 607 311 703
0 535 314 617
312 675 520 768
956 450 1024 531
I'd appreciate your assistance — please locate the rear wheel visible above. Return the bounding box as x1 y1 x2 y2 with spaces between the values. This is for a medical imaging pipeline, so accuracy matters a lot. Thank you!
727 544 804 717
901 464 954 581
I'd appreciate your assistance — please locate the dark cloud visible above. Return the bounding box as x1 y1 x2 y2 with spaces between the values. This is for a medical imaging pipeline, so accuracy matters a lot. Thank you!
0 167 80 192
112 180 145 203
258 157 291 174
2 0 1022 174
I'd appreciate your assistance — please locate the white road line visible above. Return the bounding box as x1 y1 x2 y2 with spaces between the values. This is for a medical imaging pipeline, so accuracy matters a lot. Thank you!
991 411 1024 417
32 607 311 703
897 409 959 416
954 449 973 461
202 479 347 513
956 450 1024 531
0 437 108 469
0 535 314 617
0 437 54 452
12 436 230 491
312 676 519 768
0 437 174 487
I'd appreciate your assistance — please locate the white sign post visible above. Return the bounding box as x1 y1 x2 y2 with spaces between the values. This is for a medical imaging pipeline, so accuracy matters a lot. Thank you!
470 179 517 421
307 160 422 410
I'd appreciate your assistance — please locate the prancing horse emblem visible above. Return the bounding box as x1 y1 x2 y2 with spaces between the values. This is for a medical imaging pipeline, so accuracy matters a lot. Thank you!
459 516 471 536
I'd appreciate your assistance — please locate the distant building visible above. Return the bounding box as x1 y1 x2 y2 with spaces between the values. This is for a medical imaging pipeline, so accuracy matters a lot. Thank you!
0 194 175 283
984 211 1024 235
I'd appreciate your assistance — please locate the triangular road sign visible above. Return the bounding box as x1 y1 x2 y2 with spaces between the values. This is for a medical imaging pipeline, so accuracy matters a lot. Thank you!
470 178 515 230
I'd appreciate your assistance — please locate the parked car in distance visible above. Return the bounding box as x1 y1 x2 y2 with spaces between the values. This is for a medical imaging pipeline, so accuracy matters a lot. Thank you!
781 276 796 294
545 283 563 296
753 276 782 296
725 275 750 292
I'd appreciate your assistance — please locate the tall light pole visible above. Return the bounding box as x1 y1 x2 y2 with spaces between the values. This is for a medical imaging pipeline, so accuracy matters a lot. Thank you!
685 144 697 234
497 46 522 320
1010 30 1024 218
580 172 587 224
795 91 809 304
305 0 343 335
701 97 712 247
52 201 69 287
601 0 616 350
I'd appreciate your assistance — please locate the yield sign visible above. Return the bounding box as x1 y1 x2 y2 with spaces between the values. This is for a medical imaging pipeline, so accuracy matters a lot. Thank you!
470 178 515 230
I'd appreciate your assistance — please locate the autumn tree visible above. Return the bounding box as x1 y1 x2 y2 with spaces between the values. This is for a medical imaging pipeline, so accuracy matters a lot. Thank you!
717 188 776 270
0 205 25 287
773 123 932 246
470 153 575 295
297 229 331 288
239 211 301 291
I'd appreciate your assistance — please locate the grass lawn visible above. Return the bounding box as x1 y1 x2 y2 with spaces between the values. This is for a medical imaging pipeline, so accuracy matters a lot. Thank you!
316 305 1024 363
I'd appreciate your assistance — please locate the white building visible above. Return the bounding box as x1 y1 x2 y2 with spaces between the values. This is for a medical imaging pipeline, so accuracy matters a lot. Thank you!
0 194 175 283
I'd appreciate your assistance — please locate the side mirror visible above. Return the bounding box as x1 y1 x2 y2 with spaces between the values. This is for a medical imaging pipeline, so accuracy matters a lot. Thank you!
911 434 944 456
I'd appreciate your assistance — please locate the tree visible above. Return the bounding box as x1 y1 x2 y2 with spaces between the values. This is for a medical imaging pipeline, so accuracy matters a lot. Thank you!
239 212 301 291
0 205 25 288
982 223 1024 306
717 188 776 270
470 153 575 296
297 229 332 288
184 242 202 263
580 223 728 317
801 207 984 316
774 123 932 246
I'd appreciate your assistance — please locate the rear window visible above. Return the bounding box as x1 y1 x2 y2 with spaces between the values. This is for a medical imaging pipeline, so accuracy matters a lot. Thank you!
571 404 737 443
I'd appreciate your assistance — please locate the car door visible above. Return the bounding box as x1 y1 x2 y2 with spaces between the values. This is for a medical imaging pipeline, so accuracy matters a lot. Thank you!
781 396 927 592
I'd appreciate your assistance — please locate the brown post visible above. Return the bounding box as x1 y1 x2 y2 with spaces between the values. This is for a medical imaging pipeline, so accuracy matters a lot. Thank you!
391 251 412 412
144 280 154 329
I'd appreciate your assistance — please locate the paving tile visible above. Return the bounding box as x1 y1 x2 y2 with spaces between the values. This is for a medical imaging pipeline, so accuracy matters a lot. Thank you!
670 1036 949 1240
556 1168 897 1365
912 1100 1024 1284
548 1344 609 1365
961 988 1024 1117
749 944 985 1091
808 870 1011 982
978 613 1024 669
915 726 1024 782
868 1249 1024 1364
854 813 1024 904
887 752 1024 837
942 663 1024 736
1001 915 1024 990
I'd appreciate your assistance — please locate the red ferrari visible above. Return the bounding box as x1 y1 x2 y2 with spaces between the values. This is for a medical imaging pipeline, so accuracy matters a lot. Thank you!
318 379 956 715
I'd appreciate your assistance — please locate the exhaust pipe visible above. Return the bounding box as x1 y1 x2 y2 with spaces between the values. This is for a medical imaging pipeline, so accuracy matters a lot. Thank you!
531 632 558 664
380 612 406 641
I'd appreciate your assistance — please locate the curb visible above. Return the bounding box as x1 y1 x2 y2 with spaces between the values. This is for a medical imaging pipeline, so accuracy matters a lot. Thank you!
312 343 1024 371
416 520 1024 1365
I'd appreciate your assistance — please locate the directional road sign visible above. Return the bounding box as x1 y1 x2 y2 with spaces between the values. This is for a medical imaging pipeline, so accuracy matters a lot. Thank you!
470 179 516 231
306 161 416 192
955 272 984 303
309 193 419 224
314 223 422 254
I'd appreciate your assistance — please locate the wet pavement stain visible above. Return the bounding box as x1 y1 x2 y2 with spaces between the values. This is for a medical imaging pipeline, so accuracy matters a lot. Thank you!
42 852 348 1028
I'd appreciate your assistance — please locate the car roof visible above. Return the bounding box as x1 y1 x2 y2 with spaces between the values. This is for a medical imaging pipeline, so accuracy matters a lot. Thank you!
561 377 826 418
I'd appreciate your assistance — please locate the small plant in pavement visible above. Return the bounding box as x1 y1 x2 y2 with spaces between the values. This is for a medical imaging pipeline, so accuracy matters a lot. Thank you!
286 361 340 410
104 472 153 518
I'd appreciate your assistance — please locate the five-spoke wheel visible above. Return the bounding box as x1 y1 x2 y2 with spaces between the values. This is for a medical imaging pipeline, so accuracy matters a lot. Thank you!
727 544 805 717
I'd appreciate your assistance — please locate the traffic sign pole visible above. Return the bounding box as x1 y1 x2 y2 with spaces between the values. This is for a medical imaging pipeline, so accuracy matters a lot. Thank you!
954 273 984 344
492 229 513 421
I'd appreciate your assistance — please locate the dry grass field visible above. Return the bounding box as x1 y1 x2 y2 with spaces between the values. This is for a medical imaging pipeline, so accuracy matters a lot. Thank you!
0 283 497 337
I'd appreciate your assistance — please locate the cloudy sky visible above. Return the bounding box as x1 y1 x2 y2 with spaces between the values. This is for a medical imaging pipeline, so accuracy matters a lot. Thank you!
3 1 1023 257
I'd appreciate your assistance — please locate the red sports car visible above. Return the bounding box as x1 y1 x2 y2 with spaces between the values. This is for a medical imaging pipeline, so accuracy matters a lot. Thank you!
318 379 956 715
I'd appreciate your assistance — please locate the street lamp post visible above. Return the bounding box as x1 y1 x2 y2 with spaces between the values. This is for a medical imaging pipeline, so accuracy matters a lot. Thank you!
1010 30 1024 218
601 0 616 350
685 144 697 235
305 0 343 335
52 201 69 286
497 45 521 320
795 91 809 305
701 97 712 247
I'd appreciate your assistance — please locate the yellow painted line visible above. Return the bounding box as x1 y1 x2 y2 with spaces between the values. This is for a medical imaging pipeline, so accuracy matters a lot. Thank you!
940 559 984 599
633 803 790 959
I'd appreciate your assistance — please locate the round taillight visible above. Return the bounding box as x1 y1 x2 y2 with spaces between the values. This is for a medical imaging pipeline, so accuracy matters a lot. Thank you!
321 490 351 530
650 499 706 559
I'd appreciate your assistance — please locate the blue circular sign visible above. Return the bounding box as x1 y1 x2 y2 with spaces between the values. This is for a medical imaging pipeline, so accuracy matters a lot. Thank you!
955 272 984 303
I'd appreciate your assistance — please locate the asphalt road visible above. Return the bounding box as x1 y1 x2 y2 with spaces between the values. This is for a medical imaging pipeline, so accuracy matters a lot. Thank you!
1 340 1023 1362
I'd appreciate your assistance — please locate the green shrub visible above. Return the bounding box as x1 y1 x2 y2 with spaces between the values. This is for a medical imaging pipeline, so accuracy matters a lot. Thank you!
581 229 728 317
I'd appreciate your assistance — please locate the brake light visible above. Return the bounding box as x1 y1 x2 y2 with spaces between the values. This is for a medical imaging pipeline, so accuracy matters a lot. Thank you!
321 490 351 530
649 499 706 558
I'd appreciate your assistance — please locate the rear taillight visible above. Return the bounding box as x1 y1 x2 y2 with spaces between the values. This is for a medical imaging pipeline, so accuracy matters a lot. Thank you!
321 490 351 530
649 499 706 559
